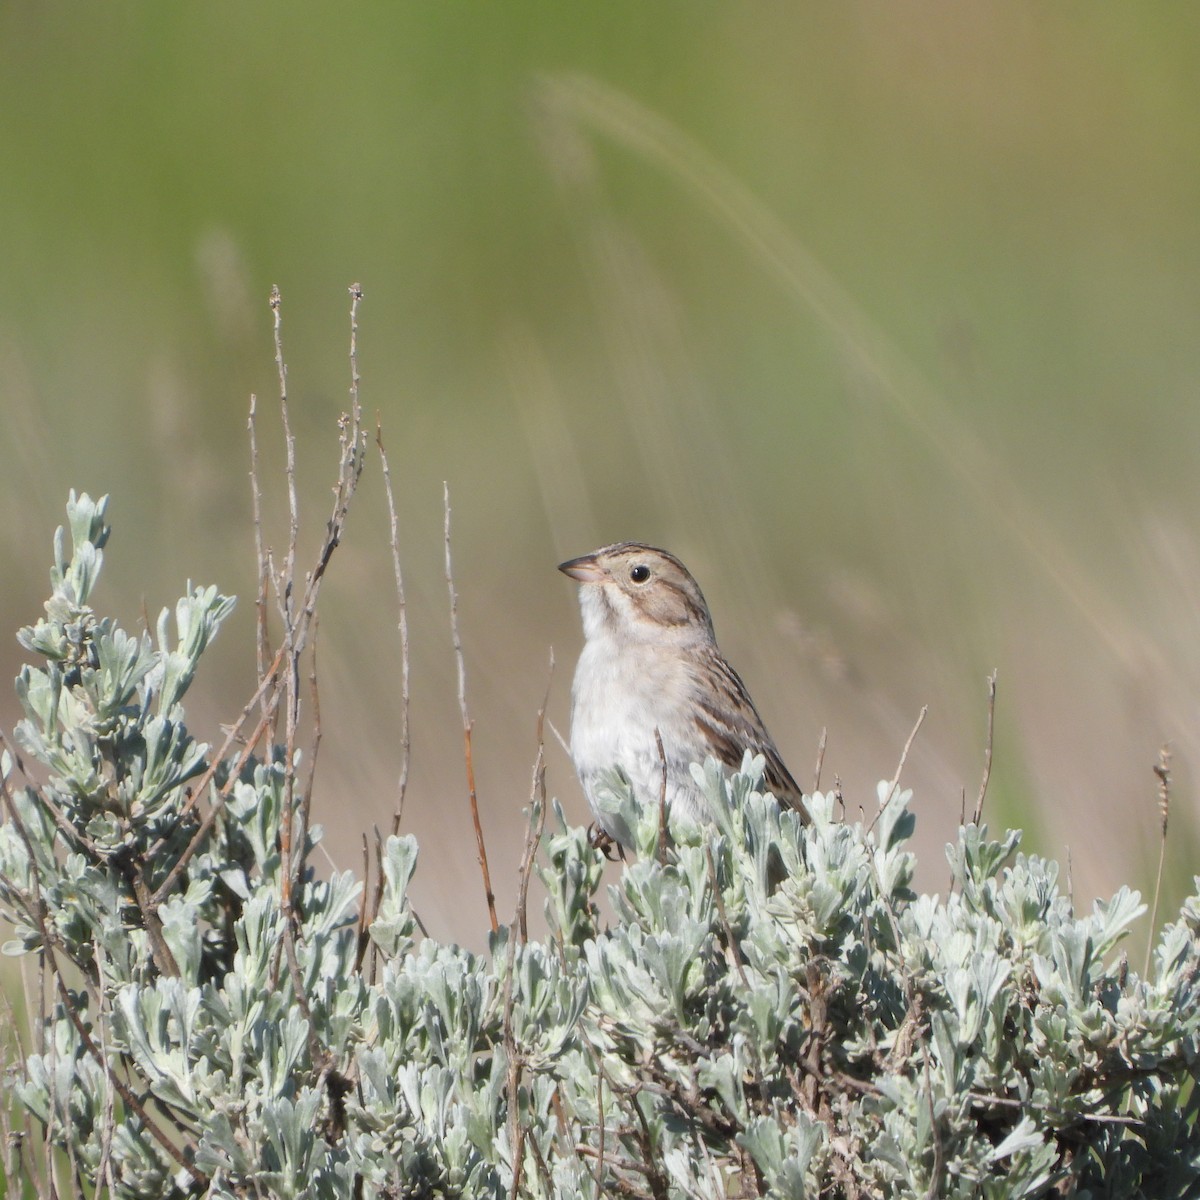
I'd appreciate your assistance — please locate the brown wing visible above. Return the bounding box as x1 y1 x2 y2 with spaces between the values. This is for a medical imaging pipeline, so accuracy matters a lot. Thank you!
691 651 807 818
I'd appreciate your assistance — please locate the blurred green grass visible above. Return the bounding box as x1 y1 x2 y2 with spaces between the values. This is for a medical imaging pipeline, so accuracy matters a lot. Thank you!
0 3 1198 945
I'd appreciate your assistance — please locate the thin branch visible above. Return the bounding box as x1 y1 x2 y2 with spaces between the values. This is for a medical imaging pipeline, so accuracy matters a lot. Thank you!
248 392 271 704
150 658 285 907
355 832 373 974
812 725 828 796
546 717 572 759
517 652 554 944
1145 743 1172 976
971 671 997 826
654 727 668 867
376 418 411 835
129 866 180 978
269 285 301 919
295 611 323 884
270 284 299 634
443 483 498 934
364 825 386 982
868 706 927 835
275 285 369 922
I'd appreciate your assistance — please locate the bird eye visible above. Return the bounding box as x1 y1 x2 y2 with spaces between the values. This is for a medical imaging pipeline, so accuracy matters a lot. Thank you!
630 564 651 583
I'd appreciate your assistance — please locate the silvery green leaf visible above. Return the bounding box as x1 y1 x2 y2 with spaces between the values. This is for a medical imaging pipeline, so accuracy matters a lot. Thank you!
371 834 419 958
1089 886 1145 958
65 489 110 558
874 781 916 853
158 878 213 984
591 765 639 852
152 585 236 713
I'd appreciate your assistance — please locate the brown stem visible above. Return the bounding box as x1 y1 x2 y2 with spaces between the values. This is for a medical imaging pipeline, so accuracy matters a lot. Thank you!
443 483 498 934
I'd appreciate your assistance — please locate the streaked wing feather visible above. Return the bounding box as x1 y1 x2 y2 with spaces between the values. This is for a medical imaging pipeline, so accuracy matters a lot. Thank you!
693 652 807 817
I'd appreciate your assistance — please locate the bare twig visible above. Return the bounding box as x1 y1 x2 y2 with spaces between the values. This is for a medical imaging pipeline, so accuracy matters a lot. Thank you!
270 285 299 634
517 652 554 943
546 718 572 759
444 483 498 934
868 706 927 835
158 285 369 907
362 826 387 982
269 286 301 918
281 916 327 1073
655 727 668 866
971 671 997 826
248 392 271 703
149 645 286 906
296 612 323 870
812 725 828 795
128 868 180 978
355 833 373 972
279 284 369 920
1145 743 1172 976
376 418 411 835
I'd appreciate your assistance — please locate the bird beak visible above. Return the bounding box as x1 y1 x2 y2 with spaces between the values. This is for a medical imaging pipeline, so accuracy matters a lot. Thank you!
558 554 604 582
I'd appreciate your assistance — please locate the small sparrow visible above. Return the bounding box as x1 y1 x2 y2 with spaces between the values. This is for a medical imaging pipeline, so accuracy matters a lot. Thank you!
559 542 804 848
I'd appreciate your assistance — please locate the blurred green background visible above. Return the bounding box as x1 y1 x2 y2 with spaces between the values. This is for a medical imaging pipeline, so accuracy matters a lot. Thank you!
1 4 1198 943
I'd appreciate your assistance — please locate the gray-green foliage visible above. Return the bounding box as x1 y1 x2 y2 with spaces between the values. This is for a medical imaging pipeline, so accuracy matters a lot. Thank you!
1 496 1199 1198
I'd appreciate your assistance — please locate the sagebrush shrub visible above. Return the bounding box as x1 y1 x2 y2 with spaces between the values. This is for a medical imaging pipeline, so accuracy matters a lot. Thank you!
1 495 1198 1198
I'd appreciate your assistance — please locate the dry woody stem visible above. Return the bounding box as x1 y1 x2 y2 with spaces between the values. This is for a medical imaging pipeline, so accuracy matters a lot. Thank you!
444 482 499 934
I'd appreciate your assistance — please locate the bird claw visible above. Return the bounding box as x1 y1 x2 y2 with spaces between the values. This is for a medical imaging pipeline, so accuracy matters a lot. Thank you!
587 823 625 862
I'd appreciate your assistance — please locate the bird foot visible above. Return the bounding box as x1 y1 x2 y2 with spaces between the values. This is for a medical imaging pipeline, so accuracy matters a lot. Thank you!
587 824 625 862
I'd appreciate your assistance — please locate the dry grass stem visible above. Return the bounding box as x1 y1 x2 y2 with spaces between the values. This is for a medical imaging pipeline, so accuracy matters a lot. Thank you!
517 652 554 944
1146 743 1172 975
812 725 828 795
270 285 299 633
267 286 301 917
443 482 498 934
248 392 271 703
376 418 411 835
972 672 998 826
868 705 927 834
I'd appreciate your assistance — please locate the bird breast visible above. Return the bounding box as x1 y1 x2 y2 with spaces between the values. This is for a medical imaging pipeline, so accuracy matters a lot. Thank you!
569 632 703 810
